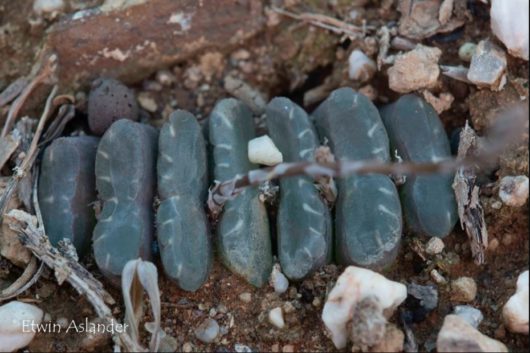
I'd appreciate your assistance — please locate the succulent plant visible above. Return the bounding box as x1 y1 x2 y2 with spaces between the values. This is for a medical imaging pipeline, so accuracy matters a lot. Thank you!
209 98 272 287
380 94 458 238
92 119 158 281
313 87 402 269
87 78 139 136
38 136 99 257
265 97 332 280
157 110 212 291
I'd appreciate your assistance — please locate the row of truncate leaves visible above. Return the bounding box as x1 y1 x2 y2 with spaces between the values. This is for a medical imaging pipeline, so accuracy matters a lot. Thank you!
37 87 458 292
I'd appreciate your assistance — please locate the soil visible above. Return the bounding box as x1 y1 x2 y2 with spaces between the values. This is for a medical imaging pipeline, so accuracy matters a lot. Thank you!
0 1 528 352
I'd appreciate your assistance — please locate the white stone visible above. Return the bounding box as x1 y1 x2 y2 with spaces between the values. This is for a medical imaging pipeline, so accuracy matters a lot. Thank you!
239 292 252 303
321 266 407 349
491 0 529 60
467 40 507 91
248 135 283 166
268 307 285 329
453 305 483 328
458 42 477 62
33 0 65 14
425 237 445 255
270 263 289 294
436 314 508 352
348 50 377 82
194 318 219 343
502 270 529 334
499 175 529 207
0 301 43 352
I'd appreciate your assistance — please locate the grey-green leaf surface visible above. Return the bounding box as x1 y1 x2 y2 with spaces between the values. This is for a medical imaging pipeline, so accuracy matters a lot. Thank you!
313 87 402 269
93 120 158 281
157 110 212 291
209 98 272 287
266 97 332 280
38 136 99 258
380 94 458 238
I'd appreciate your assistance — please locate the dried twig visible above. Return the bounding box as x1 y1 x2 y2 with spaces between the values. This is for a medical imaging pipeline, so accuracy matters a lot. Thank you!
0 257 44 301
208 107 527 212
1 55 57 138
271 7 371 39
0 77 29 108
452 122 488 265
0 85 58 222
7 209 146 352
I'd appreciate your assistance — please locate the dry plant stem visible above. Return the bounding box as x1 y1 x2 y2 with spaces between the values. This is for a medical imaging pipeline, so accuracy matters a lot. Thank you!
8 210 146 352
210 157 461 209
0 77 29 108
209 107 526 211
453 123 488 265
0 85 58 222
0 257 43 301
271 7 370 39
1 57 56 138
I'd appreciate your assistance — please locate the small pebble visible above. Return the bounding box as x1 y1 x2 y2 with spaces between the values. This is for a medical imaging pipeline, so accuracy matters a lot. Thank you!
430 269 448 284
408 283 438 312
248 135 283 166
388 45 441 93
87 78 139 135
454 305 483 328
156 70 176 86
425 237 445 255
33 0 64 14
499 175 529 207
491 200 503 209
194 318 220 343
451 277 477 303
282 301 296 314
467 40 507 91
348 49 377 82
182 342 193 352
488 238 500 251
234 343 253 352
458 42 477 62
282 344 295 353
502 270 529 334
239 292 252 303
268 307 285 329
137 92 158 113
270 264 289 294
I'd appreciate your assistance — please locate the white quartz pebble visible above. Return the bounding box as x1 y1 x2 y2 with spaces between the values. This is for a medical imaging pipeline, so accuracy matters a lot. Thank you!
490 0 529 60
269 263 289 294
437 314 508 352
321 266 407 349
0 301 43 352
348 50 377 82
502 270 529 334
248 135 283 166
499 175 529 207
268 307 285 329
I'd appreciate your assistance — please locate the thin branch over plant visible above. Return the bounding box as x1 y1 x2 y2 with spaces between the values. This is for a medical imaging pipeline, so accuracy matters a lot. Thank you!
209 105 528 214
